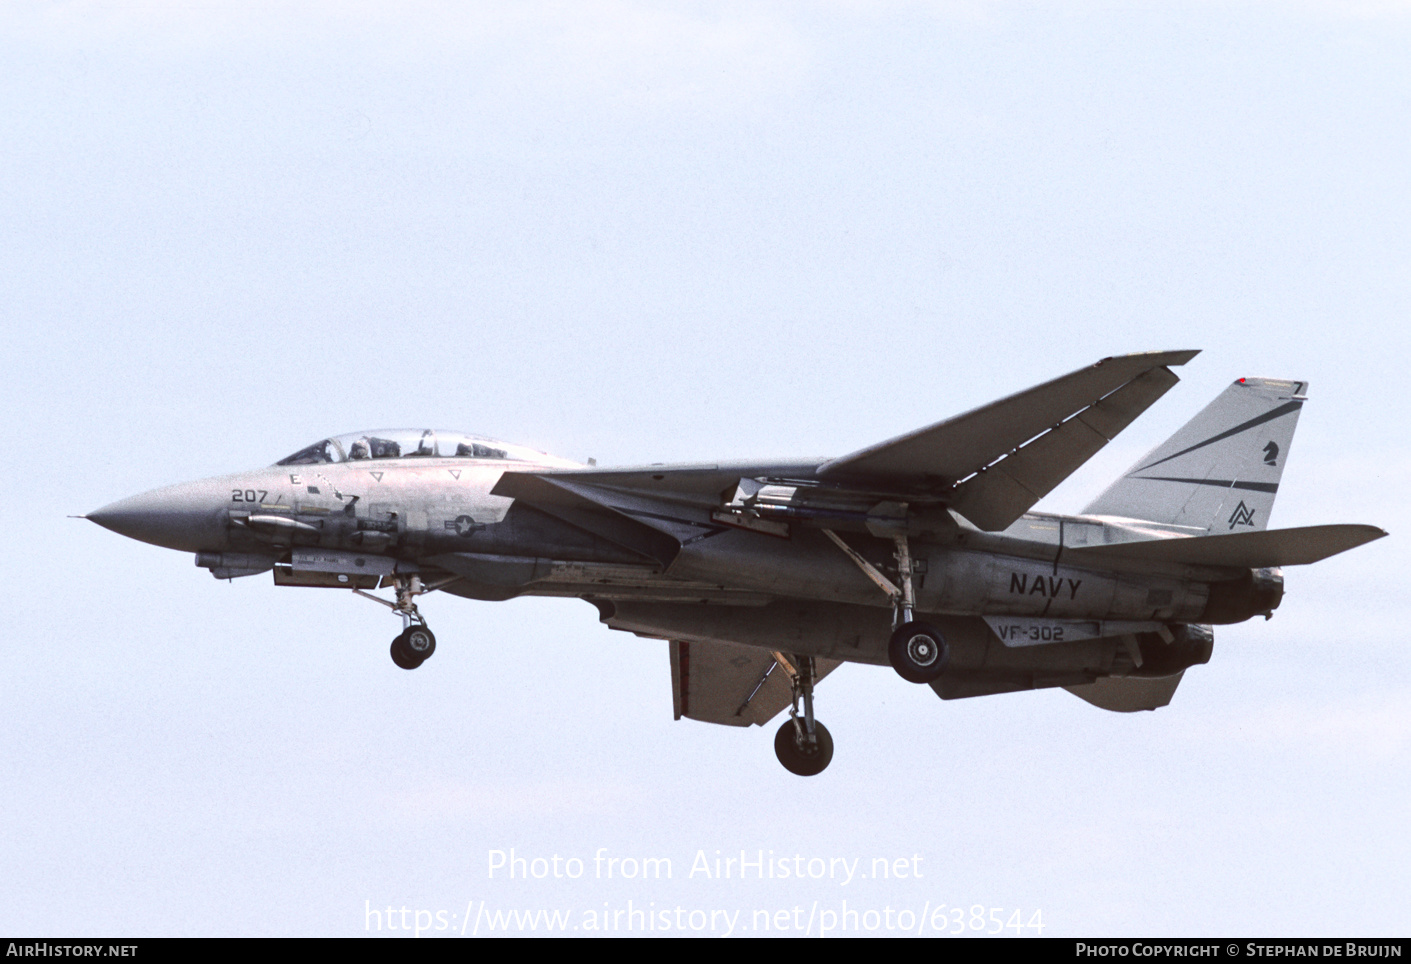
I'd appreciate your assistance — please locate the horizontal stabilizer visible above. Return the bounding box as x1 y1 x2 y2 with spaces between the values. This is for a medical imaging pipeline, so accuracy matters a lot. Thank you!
1065 673 1184 712
818 350 1198 531
1065 523 1387 569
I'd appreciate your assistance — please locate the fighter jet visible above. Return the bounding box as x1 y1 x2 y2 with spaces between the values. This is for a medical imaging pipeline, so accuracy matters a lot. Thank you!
87 351 1386 775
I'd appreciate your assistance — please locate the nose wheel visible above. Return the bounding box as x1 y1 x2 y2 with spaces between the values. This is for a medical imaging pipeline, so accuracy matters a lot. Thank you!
355 575 442 670
390 624 436 670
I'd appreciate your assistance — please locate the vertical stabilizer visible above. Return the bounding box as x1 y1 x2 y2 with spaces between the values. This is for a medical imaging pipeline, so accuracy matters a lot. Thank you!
1082 377 1306 532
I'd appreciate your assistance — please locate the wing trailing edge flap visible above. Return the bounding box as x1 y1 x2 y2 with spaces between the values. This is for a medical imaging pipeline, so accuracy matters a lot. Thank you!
1064 523 1387 569
1064 673 1185 713
948 366 1182 530
817 350 1198 531
669 639 840 728
491 472 686 568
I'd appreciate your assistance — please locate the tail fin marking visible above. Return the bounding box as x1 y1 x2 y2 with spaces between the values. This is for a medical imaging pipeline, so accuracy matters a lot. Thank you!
1083 377 1306 532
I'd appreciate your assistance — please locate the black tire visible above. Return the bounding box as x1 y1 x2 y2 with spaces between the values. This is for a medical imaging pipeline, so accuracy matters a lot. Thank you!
402 624 436 660
888 621 948 683
774 719 834 776
390 634 424 670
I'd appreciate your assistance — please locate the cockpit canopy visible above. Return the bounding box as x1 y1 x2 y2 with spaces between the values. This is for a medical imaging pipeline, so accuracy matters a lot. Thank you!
275 429 568 467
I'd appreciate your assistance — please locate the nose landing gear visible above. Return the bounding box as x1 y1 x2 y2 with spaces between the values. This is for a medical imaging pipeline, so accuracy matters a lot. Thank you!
390 624 437 670
355 574 443 670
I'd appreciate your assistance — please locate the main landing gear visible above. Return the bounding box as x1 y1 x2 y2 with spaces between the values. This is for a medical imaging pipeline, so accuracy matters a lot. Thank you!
773 653 834 776
888 621 946 684
823 528 949 684
768 530 947 775
356 574 440 671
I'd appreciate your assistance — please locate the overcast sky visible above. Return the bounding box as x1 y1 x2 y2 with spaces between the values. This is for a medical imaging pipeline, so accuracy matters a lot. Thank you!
1 0 1407 937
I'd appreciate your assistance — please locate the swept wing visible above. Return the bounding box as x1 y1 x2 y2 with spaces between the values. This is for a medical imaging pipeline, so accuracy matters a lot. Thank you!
818 350 1199 529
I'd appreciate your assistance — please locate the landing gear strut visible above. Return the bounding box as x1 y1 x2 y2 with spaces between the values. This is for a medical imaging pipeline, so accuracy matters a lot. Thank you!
773 654 834 776
356 574 440 670
823 528 949 684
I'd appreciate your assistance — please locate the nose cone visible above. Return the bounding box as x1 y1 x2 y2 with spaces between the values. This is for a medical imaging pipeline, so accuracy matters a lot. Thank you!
88 480 229 553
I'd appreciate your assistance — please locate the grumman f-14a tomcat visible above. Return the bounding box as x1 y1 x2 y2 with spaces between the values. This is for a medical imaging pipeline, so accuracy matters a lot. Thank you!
86 351 1386 775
